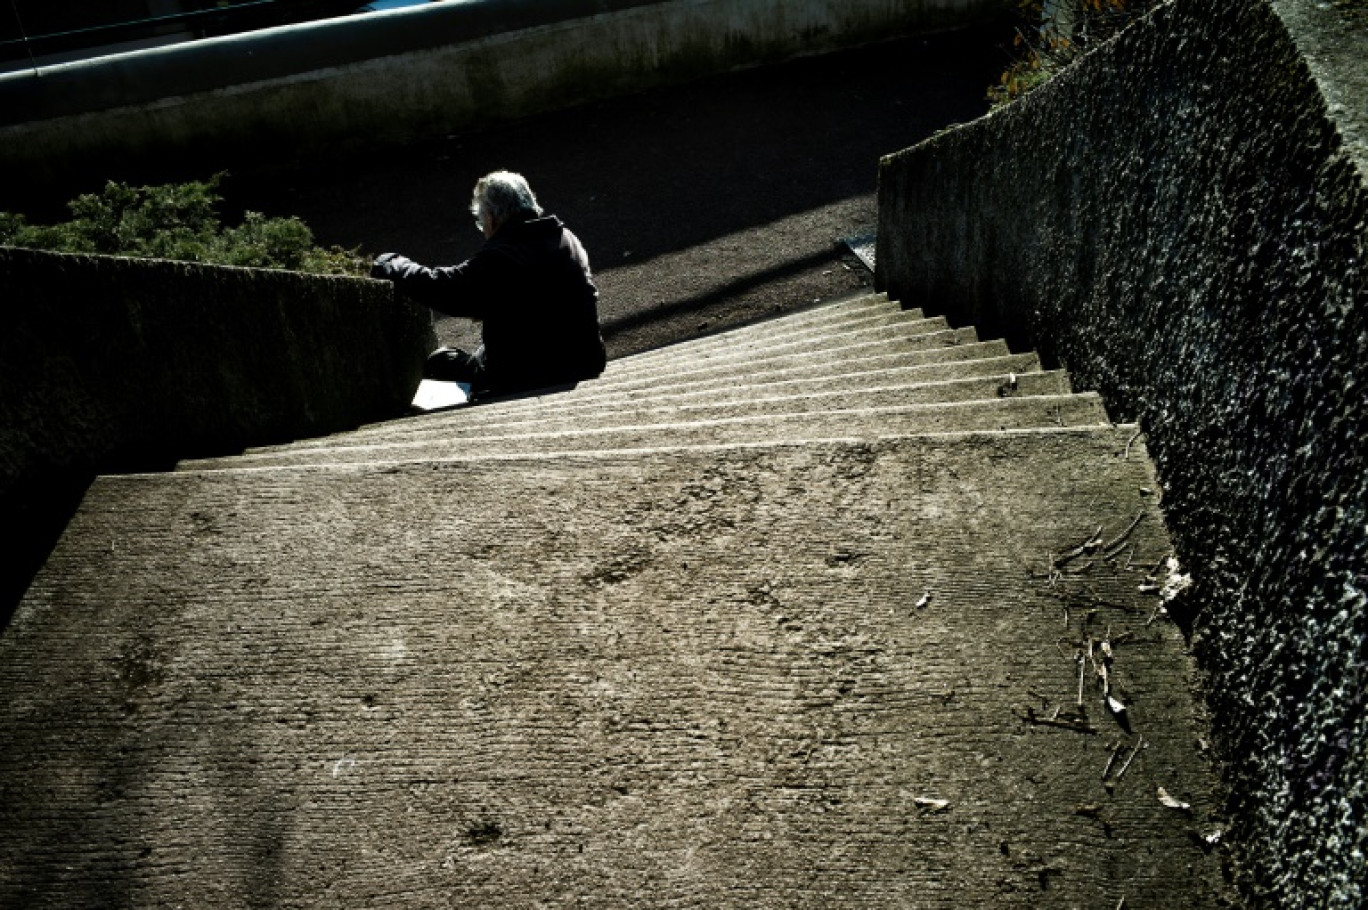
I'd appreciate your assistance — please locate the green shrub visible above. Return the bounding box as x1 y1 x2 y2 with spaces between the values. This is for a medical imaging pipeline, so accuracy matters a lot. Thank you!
989 0 1161 108
0 175 368 276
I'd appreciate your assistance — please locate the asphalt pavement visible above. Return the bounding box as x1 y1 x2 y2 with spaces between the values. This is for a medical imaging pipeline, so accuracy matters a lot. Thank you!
224 24 1010 358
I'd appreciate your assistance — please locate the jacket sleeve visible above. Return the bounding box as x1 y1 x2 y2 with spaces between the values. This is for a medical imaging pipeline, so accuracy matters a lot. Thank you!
370 250 500 320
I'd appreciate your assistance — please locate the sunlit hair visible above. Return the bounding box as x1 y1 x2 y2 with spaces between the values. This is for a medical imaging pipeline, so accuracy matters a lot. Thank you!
470 171 543 226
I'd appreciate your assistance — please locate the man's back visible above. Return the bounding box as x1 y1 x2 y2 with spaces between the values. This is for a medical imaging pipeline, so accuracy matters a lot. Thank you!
371 211 606 397
476 215 606 394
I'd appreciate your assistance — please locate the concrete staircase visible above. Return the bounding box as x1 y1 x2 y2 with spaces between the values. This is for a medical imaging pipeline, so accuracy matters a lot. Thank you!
0 293 1228 907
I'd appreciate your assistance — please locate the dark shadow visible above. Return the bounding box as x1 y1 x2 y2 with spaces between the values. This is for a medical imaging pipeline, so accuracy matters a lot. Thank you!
472 380 581 407
210 25 1008 271
599 246 843 342
1 472 92 635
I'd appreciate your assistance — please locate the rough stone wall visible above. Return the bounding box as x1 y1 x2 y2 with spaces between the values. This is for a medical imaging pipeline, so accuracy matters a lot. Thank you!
0 246 432 621
875 0 1367 906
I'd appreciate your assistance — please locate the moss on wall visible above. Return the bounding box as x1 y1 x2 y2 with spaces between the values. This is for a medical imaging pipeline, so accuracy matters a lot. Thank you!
876 0 1368 906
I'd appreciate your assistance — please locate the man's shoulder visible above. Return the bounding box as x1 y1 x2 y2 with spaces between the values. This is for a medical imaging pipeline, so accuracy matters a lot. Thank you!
485 215 561 249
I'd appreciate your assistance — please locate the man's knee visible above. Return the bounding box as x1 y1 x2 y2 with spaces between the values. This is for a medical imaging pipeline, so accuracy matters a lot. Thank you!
424 347 483 383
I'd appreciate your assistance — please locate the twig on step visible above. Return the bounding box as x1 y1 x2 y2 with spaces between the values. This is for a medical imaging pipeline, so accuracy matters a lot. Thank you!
1052 526 1104 569
1113 737 1146 783
1101 740 1123 782
1102 511 1145 557
1076 649 1087 707
1123 428 1143 460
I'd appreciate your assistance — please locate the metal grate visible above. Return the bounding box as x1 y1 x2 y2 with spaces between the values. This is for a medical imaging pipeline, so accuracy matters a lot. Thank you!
842 232 876 272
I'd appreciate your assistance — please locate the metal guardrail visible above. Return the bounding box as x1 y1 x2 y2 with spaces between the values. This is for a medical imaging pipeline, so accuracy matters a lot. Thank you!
1 0 359 71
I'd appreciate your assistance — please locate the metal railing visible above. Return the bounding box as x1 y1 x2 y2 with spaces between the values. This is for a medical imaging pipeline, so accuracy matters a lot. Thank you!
1 0 359 73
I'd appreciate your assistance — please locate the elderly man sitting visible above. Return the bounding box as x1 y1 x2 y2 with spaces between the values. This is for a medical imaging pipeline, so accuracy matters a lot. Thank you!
371 171 606 401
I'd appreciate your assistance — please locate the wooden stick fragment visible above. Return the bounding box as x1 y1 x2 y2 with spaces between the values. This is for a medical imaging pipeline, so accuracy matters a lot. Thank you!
1102 510 1145 555
1114 737 1146 782
1052 526 1104 568
1076 651 1087 707
1102 740 1123 782
1123 428 1142 459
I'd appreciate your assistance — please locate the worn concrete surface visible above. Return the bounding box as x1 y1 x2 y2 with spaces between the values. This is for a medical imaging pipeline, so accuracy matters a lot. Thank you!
601 315 952 377
0 15 1242 906
228 373 1072 453
1272 0 1368 169
2 429 1227 908
251 353 1050 456
598 316 956 383
177 392 1108 469
176 297 1098 471
208 298 1066 459
592 293 905 366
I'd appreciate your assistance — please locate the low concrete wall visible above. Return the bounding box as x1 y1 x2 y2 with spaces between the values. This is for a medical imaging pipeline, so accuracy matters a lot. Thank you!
876 0 1367 906
0 0 1011 206
0 246 432 620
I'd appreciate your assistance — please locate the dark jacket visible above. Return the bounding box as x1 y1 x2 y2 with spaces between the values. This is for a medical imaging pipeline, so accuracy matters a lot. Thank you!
373 214 606 395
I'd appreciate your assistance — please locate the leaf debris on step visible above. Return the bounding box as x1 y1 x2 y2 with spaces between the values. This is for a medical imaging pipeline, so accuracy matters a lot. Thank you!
1157 786 1192 812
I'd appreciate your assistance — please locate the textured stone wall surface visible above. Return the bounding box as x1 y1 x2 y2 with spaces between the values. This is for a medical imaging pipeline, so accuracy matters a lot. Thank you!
876 0 1367 906
0 246 432 616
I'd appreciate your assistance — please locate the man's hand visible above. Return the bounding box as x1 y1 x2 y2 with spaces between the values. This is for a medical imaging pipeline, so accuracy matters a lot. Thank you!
370 252 399 279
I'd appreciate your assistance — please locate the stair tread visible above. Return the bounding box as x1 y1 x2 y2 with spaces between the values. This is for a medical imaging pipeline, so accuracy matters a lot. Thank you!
250 371 1072 454
609 305 928 369
1 426 1222 907
178 393 1110 470
593 326 981 389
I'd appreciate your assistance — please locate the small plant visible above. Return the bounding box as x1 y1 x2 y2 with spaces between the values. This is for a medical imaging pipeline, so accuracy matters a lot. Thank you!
988 0 1161 108
0 175 368 276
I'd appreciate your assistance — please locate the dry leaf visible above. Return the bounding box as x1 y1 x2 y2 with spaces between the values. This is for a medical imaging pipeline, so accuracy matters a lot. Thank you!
1157 786 1191 811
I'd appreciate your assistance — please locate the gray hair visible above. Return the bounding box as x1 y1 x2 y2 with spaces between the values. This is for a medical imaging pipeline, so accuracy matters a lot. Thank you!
470 171 543 225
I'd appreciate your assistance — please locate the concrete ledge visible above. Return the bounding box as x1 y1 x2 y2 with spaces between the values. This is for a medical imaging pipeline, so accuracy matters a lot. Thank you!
0 0 1013 206
875 0 1368 905
0 246 432 616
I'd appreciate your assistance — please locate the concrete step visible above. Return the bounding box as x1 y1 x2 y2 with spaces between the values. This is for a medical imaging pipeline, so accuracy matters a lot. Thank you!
601 314 952 381
606 301 919 372
479 338 1015 417
468 346 1031 417
562 327 986 400
244 343 1029 458
608 293 900 364
246 353 1050 456
247 371 1073 455
614 290 901 349
177 392 1111 470
1 428 1225 907
584 322 979 395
